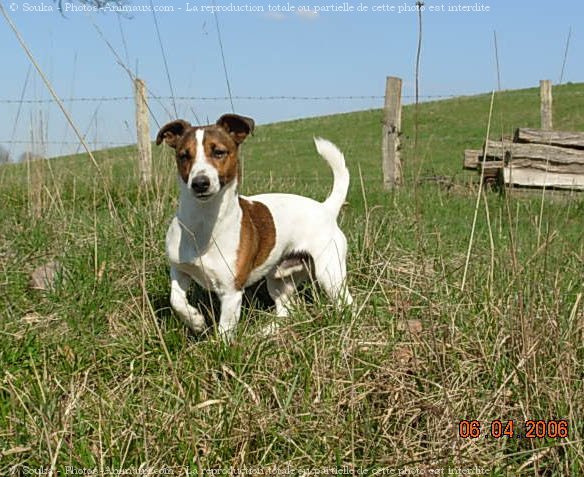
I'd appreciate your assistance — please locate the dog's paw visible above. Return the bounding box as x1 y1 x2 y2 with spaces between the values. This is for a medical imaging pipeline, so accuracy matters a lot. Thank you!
182 309 207 334
260 322 281 338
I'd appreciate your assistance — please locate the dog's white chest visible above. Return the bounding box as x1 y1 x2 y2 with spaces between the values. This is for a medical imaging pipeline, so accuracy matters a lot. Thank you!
166 217 237 292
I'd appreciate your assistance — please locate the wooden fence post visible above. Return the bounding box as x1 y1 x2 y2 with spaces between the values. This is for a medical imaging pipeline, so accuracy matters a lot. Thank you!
382 76 402 189
134 78 152 183
540 79 553 130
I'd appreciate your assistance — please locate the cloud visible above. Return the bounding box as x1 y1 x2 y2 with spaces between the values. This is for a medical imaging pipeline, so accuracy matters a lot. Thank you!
296 9 319 20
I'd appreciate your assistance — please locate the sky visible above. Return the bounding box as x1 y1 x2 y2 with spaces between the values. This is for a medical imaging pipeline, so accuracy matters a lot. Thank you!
0 0 583 160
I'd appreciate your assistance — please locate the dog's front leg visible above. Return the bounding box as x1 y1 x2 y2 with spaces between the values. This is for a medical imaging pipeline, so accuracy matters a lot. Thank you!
169 267 206 333
217 290 243 342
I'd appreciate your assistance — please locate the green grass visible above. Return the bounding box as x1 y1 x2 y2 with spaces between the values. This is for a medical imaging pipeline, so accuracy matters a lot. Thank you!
1 83 583 475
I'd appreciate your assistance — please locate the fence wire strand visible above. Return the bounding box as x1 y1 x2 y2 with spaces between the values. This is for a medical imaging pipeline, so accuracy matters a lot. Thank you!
5 91 570 104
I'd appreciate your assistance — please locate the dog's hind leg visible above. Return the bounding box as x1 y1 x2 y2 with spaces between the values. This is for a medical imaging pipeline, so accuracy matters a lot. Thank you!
260 276 296 337
313 233 353 308
266 275 298 318
261 267 308 336
267 255 312 317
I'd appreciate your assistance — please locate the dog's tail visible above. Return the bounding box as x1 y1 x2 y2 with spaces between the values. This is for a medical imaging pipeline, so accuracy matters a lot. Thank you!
314 137 349 218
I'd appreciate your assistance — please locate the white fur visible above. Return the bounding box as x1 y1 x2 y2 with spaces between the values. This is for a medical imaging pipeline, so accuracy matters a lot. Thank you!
167 137 353 341
314 137 349 216
188 129 221 196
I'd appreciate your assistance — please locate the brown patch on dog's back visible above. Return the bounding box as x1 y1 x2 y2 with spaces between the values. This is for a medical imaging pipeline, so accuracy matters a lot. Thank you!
235 199 276 289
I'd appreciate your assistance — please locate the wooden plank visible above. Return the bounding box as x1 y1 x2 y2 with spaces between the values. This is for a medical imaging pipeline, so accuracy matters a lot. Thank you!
514 128 584 149
540 79 553 130
479 160 504 171
485 140 584 172
463 149 480 170
509 159 584 174
482 140 514 161
382 76 402 189
508 141 584 165
503 167 584 190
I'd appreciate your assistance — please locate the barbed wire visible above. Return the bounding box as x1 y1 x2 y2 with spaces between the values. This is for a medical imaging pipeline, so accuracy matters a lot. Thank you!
4 88 583 152
2 89 583 105
0 93 508 104
0 135 507 146
2 140 131 146
0 95 383 104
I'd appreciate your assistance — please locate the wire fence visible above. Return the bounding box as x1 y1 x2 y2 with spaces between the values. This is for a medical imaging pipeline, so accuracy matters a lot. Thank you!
0 92 399 160
5 89 584 104
0 93 481 104
2 85 582 161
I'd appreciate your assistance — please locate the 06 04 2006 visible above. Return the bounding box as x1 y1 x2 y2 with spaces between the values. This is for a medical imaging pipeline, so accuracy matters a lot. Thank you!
458 419 569 439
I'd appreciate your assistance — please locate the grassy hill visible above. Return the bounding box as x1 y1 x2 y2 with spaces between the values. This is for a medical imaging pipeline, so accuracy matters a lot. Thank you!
0 84 583 474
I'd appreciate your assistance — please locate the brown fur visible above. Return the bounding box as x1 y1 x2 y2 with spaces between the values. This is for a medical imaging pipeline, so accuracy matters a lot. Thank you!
174 132 197 183
216 114 255 145
235 198 276 290
156 115 254 186
155 119 190 148
202 128 239 186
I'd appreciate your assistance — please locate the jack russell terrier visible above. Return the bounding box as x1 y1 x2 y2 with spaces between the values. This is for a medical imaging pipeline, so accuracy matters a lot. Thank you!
156 114 353 340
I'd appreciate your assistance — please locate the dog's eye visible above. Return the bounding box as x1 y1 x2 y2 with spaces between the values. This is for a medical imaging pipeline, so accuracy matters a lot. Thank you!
178 152 189 161
213 149 228 159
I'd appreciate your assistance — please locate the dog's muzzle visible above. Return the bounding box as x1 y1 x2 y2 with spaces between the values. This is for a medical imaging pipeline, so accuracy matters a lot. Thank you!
191 174 211 197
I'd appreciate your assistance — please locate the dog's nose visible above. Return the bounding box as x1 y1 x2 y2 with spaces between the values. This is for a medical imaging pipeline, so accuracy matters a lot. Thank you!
191 175 211 194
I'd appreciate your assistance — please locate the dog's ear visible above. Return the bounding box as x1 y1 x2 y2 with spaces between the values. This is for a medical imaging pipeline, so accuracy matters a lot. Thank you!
156 120 191 148
216 114 255 145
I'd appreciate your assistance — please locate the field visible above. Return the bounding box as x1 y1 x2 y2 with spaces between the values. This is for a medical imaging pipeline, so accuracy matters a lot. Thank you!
1 84 583 475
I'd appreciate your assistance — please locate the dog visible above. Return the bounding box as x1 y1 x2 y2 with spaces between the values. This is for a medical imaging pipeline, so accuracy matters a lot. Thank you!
156 113 353 340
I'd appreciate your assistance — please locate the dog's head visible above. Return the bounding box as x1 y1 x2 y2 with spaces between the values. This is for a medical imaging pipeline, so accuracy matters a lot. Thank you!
156 114 255 201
